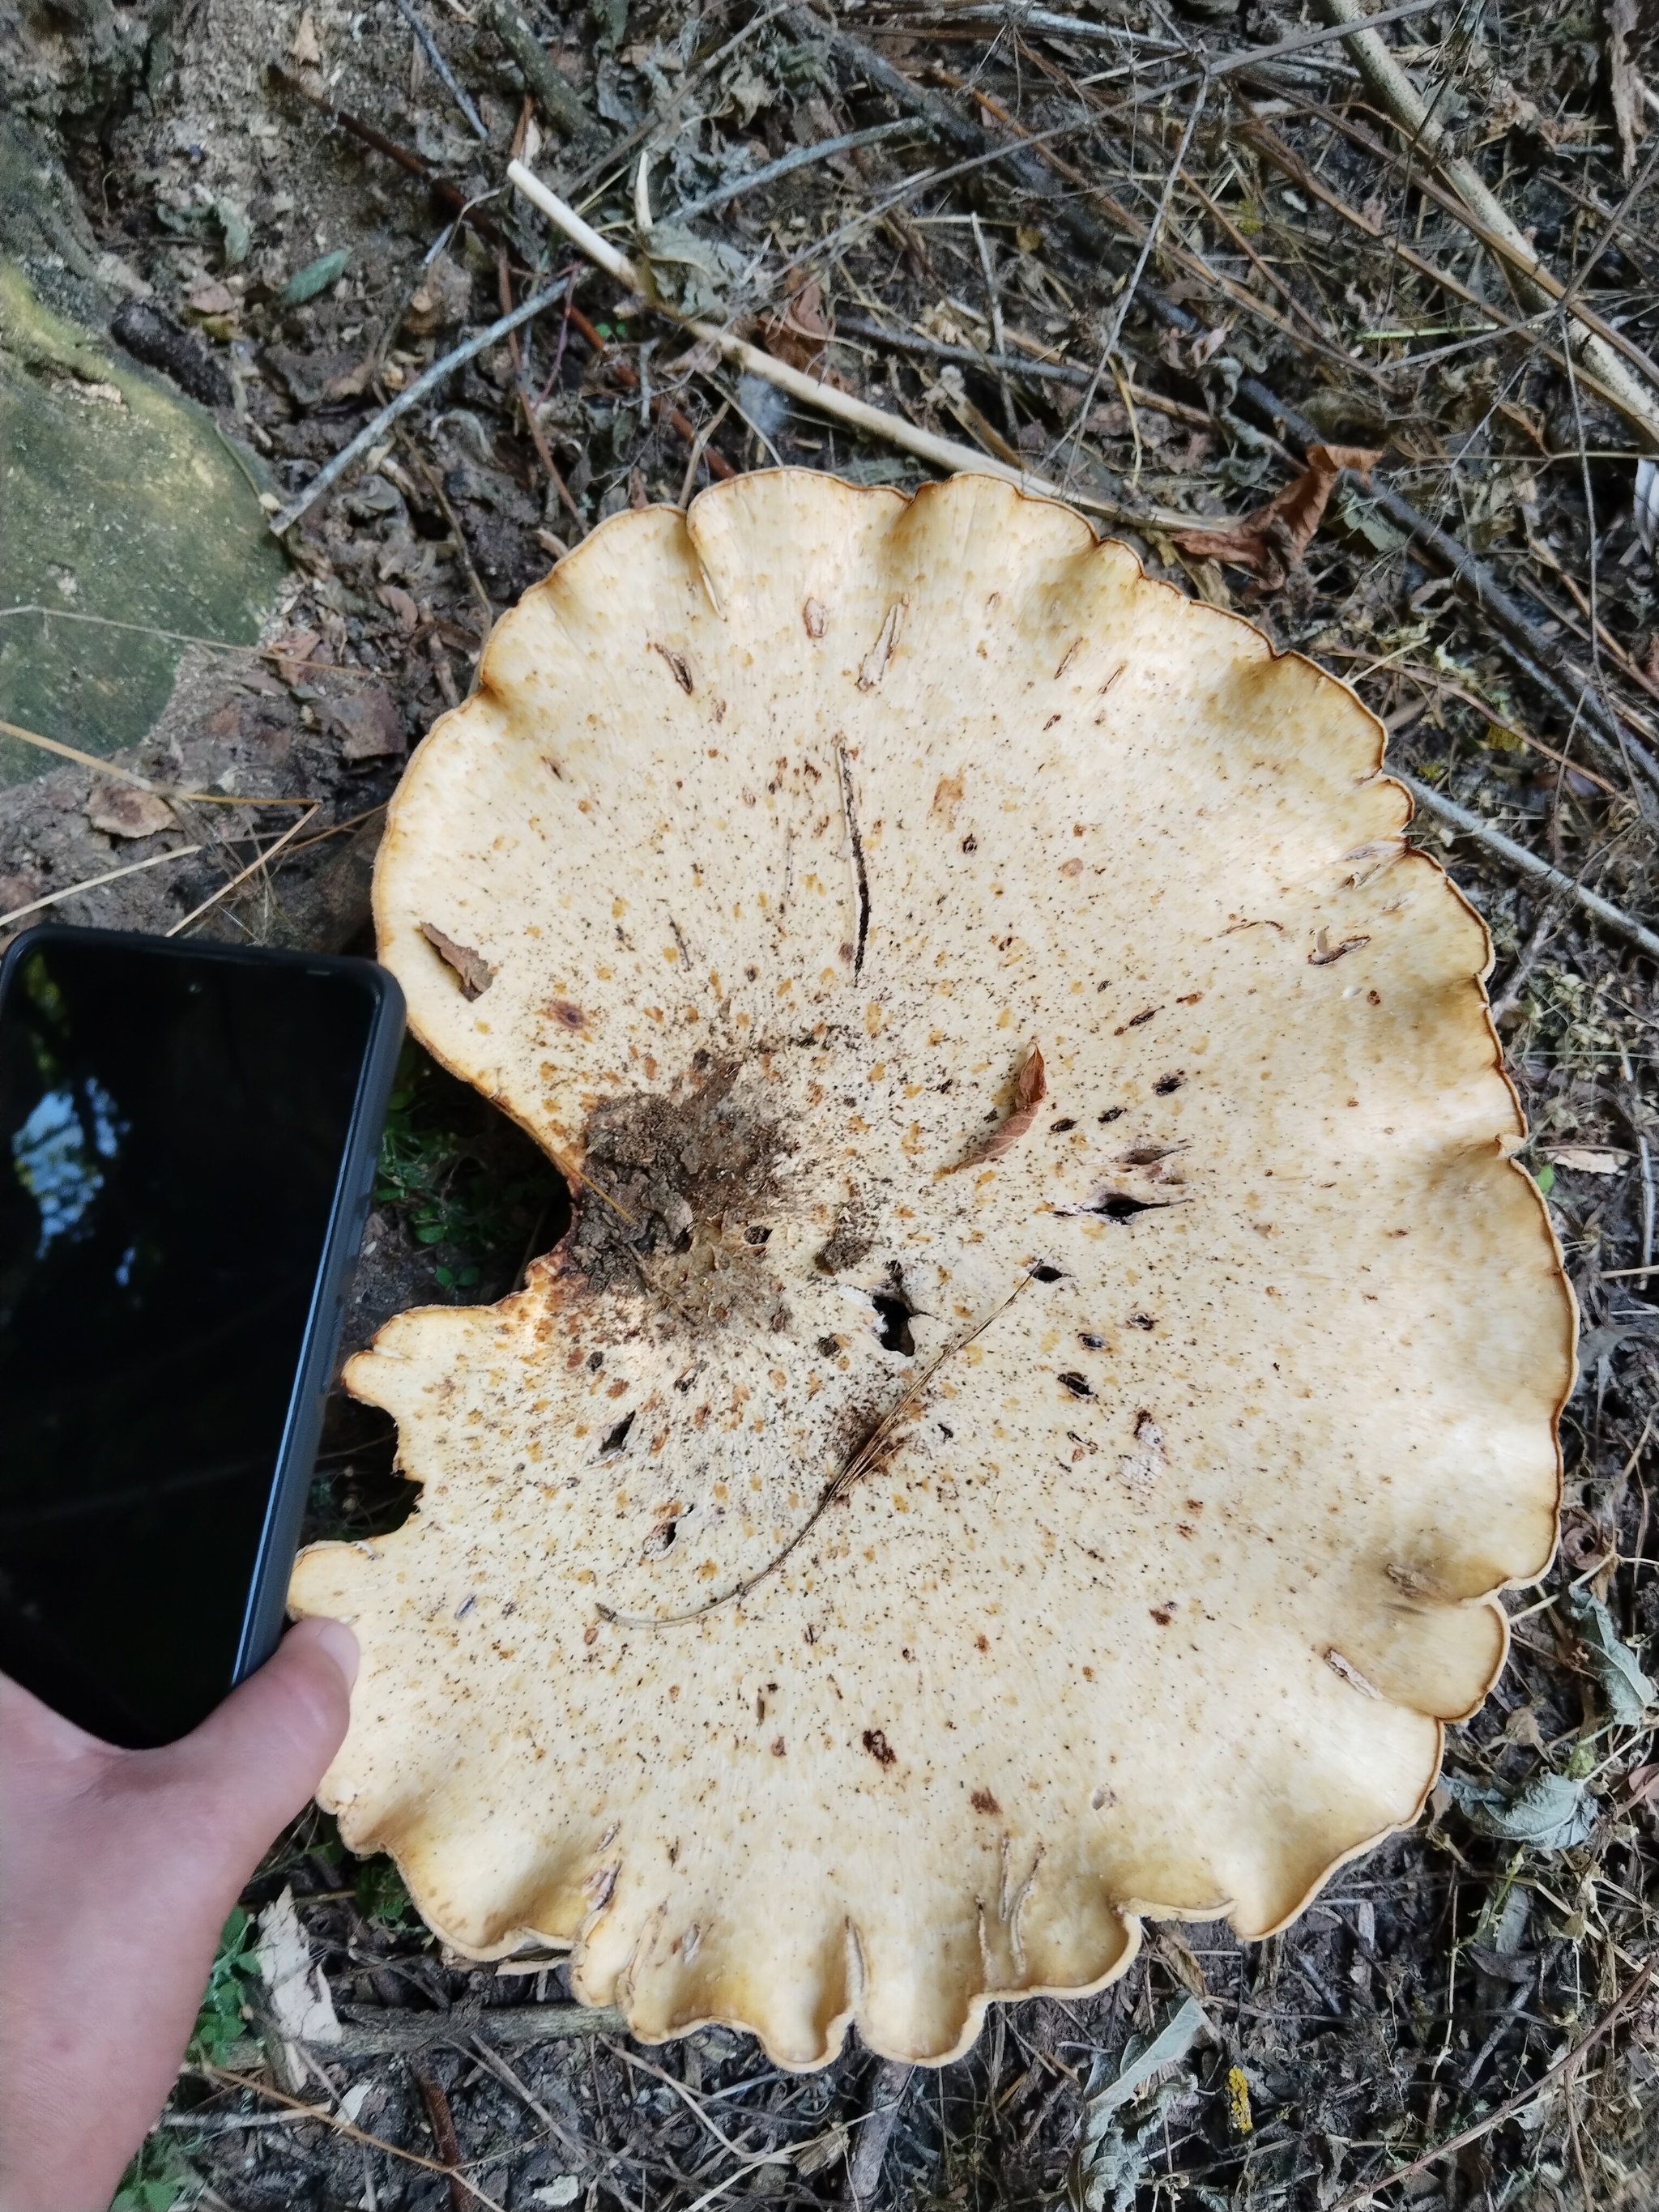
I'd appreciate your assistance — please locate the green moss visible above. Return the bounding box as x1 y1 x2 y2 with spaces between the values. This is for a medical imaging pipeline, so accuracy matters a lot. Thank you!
0 259 284 785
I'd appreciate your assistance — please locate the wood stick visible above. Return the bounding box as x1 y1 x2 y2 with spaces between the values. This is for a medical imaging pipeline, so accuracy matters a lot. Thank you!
1239 113 1644 428
164 808 320 939
266 279 571 536
791 15 1659 795
0 714 310 808
1313 0 1659 446
509 164 1196 527
1328 1954 1657 2209
1399 774 1659 964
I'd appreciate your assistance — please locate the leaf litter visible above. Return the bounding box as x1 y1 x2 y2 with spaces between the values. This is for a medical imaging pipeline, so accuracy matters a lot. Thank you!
15 0 1659 2199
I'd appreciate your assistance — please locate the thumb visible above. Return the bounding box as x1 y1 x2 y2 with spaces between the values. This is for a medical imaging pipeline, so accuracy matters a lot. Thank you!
148 1617 359 1874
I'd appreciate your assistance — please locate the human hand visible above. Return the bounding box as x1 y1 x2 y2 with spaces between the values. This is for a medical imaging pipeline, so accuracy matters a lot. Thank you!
0 1618 358 2212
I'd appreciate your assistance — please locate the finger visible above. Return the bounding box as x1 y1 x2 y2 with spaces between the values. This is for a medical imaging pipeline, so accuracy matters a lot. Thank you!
144 1618 359 1875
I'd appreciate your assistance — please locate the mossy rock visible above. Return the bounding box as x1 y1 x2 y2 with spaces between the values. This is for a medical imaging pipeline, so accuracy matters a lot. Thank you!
0 257 284 786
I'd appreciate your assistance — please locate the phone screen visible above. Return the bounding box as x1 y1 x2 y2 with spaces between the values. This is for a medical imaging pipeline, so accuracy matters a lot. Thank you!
0 933 381 1745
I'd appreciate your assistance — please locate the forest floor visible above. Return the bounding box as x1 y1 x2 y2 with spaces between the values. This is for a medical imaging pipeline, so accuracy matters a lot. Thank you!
6 0 1659 2205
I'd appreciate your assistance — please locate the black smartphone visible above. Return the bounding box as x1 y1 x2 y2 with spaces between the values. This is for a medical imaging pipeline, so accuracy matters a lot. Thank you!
0 924 403 1747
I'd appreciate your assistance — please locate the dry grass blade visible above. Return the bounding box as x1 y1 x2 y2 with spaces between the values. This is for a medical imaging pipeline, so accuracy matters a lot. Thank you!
507 164 1174 523
190 2065 512 2210
1329 1955 1657 2208
164 806 320 939
0 844 205 932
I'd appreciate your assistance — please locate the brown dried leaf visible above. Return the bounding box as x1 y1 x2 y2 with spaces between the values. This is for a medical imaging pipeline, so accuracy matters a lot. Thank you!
323 685 406 761
87 783 176 839
1608 0 1648 179
762 279 834 374
1172 445 1382 589
377 584 420 634
952 1045 1046 1170
271 629 322 684
420 923 493 1001
185 279 237 319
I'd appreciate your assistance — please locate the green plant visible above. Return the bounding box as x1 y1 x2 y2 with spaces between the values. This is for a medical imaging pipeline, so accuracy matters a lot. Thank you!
373 1044 564 1291
186 1906 260 2067
356 1852 418 1931
110 2129 200 2210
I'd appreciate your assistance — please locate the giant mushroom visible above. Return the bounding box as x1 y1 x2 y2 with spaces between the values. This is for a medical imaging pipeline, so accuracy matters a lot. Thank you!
290 471 1572 2066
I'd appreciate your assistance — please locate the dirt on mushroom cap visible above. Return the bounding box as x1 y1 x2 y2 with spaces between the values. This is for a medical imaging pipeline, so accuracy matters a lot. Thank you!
288 471 1572 2069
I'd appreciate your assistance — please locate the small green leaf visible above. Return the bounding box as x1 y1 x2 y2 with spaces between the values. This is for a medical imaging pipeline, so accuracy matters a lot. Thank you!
186 1906 262 2065
355 1853 416 1928
215 196 252 268
1444 1767 1595 1849
1534 1162 1555 1194
279 248 351 306
1567 1589 1654 1725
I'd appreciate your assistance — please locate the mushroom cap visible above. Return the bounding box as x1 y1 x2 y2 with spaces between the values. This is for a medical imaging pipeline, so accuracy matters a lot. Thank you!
290 471 1571 2068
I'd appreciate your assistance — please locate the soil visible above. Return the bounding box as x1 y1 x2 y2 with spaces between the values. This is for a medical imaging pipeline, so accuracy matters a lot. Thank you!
4 0 1659 2206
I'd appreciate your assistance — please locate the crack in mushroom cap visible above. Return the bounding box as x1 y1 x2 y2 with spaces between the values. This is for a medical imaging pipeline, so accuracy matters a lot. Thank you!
289 471 1572 2069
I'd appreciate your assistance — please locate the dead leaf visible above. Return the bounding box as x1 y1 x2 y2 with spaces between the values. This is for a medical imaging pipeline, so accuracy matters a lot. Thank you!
271 629 322 684
1172 445 1383 589
289 7 322 66
1150 1925 1209 1999
323 684 407 761
0 871 45 915
763 279 834 374
403 257 472 339
324 353 378 402
1546 1146 1630 1174
951 1046 1046 1170
377 584 420 633
185 279 237 319
254 1885 340 2089
87 783 176 839
421 922 494 1000
1608 0 1648 179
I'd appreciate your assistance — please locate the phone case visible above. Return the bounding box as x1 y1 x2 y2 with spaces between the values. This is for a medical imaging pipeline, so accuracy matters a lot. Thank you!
0 924 406 1704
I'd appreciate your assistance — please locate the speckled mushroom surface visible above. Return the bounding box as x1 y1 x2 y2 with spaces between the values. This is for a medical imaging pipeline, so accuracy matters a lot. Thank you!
289 470 1572 2068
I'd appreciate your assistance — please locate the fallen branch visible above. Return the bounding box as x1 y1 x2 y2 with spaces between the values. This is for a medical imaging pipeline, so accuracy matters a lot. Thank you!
795 19 1659 805
509 163 1195 526
390 0 485 139
271 66 512 255
668 118 929 227
835 317 1225 441
1399 774 1659 965
1239 111 1648 431
480 0 591 143
266 278 570 536
1328 1954 1657 2209
1316 0 1659 447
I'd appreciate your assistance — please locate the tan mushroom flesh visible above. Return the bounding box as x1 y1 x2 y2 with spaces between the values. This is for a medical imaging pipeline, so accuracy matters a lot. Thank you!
289 471 1572 2068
